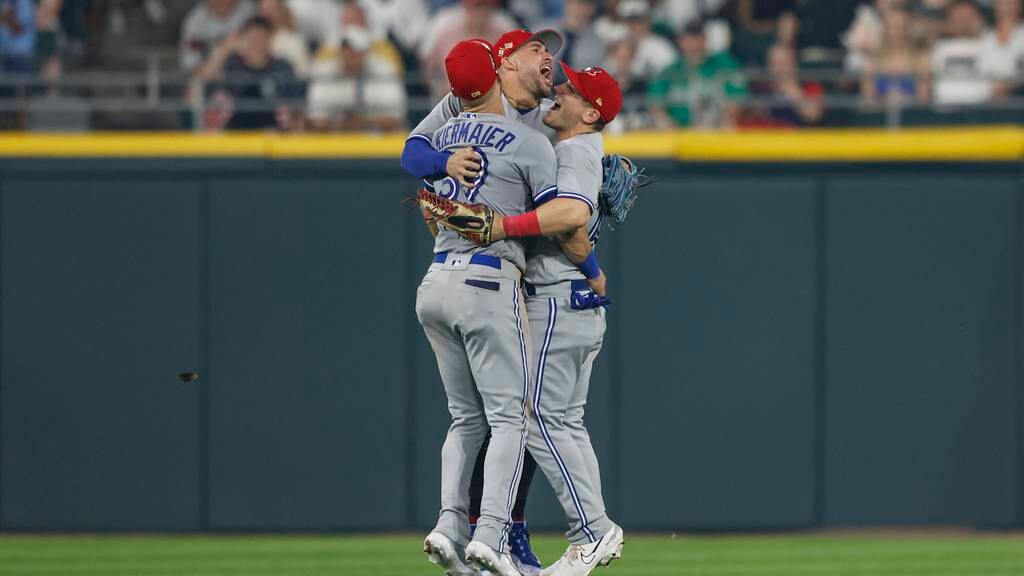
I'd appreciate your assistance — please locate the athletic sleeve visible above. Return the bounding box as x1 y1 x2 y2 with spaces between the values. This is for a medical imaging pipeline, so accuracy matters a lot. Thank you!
552 143 601 214
401 94 464 179
515 132 559 205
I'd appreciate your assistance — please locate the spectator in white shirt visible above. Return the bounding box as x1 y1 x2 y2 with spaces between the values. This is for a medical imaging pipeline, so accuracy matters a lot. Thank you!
980 0 1024 98
180 0 256 73
259 0 311 77
931 0 991 105
604 0 678 90
287 0 342 47
307 25 406 130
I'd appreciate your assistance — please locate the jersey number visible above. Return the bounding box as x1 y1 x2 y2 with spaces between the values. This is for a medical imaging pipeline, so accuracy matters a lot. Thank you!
438 147 489 203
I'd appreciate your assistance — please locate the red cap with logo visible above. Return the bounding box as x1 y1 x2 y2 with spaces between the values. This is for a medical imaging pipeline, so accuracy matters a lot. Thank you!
492 28 563 63
559 63 623 123
445 39 498 100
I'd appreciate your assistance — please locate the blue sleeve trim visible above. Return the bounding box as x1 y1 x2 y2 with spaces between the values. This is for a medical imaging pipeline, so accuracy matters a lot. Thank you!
556 192 597 213
400 136 451 180
533 186 558 204
422 179 436 192
578 251 601 279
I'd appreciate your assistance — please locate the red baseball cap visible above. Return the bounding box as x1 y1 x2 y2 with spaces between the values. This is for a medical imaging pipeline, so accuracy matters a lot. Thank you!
445 39 498 100
492 29 563 62
559 63 623 123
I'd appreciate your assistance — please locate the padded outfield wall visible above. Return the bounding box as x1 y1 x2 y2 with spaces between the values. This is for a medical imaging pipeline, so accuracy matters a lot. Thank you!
0 129 1021 531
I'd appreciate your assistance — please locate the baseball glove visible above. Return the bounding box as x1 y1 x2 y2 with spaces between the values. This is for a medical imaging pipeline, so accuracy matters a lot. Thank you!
599 154 653 228
416 188 494 245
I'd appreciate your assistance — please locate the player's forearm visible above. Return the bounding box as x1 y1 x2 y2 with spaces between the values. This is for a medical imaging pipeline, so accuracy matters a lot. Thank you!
400 136 451 180
491 198 590 241
558 224 592 264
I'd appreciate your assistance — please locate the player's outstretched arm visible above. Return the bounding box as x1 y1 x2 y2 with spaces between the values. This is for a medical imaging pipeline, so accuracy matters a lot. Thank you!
489 198 590 242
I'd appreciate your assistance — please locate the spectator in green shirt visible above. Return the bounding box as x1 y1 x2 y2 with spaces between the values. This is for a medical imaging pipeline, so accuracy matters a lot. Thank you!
648 21 748 129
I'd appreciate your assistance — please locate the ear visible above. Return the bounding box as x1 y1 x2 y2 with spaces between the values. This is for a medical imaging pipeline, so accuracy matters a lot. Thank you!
582 107 601 126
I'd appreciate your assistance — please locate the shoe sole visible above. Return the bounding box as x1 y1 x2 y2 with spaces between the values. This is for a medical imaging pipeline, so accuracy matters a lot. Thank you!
424 540 448 567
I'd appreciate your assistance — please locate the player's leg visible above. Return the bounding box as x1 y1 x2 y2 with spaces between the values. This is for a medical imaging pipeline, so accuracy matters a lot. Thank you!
417 269 488 575
566 337 604 500
539 304 622 576
523 297 614 545
467 433 489 526
507 451 542 574
456 268 533 562
471 442 542 575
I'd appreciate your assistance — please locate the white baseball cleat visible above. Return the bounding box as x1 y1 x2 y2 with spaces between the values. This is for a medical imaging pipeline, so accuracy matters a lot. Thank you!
424 532 478 576
466 540 526 576
539 524 624 576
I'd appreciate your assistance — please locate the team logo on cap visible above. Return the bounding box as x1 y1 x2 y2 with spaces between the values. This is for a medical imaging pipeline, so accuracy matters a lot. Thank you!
471 90 482 97
596 97 603 107
497 41 514 57
585 67 601 76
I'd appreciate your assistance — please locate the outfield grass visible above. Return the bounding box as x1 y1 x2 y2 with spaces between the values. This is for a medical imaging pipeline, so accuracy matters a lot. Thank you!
0 532 1022 575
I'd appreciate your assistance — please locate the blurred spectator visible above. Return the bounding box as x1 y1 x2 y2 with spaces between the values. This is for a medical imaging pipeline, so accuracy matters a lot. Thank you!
647 20 747 128
538 0 605 68
180 0 256 73
782 0 859 65
860 5 930 106
722 0 794 65
932 0 991 105
0 0 36 73
286 0 340 47
743 42 823 126
653 0 728 33
604 0 677 91
198 16 305 130
980 0 1024 99
259 0 310 77
361 0 431 54
307 25 405 130
418 0 516 99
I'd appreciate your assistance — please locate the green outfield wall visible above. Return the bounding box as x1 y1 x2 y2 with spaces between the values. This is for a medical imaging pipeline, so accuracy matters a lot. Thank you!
0 132 1021 532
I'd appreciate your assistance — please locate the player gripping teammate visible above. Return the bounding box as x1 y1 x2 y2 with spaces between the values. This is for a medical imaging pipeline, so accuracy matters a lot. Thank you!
419 64 629 576
402 29 565 573
417 38 558 576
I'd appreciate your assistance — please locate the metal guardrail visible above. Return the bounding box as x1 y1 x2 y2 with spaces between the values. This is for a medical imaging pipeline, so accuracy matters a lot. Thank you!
0 67 1023 130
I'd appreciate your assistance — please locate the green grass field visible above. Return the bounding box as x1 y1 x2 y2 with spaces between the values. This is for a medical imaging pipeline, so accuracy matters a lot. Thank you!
1 533 1022 575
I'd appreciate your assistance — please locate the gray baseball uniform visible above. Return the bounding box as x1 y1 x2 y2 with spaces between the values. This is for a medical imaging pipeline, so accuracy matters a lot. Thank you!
523 132 614 545
414 94 618 546
416 111 557 555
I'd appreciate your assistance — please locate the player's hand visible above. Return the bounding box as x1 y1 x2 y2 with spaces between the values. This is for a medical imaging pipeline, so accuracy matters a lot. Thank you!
588 270 607 296
446 147 481 188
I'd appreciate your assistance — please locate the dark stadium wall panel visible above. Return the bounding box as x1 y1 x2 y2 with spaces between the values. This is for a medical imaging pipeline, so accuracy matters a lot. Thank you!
0 159 1022 531
206 176 410 530
0 178 202 530
618 174 818 529
823 173 1020 526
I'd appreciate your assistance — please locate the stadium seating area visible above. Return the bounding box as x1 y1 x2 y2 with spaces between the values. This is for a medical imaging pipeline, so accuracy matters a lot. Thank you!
0 0 1022 131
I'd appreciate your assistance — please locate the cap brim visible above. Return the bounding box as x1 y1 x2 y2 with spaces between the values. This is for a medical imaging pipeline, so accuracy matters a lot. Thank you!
530 29 564 57
559 61 592 103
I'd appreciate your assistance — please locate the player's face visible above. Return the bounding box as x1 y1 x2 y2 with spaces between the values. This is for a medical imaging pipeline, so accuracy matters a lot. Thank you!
510 40 554 97
543 81 588 130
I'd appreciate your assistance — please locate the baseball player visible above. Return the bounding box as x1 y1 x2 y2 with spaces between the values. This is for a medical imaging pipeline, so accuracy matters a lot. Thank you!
403 28 566 573
419 63 628 576
417 38 559 576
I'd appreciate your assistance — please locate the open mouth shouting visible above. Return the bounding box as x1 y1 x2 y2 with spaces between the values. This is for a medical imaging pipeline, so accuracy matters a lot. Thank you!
540 60 553 88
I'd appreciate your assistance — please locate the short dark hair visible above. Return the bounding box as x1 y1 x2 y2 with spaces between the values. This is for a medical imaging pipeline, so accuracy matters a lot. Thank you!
242 15 273 33
591 117 607 133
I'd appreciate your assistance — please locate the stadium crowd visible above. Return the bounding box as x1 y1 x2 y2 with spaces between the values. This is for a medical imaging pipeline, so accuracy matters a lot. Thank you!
1 0 1023 130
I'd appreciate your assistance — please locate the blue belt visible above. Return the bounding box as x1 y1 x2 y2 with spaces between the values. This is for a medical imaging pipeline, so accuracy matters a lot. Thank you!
433 252 502 270
523 279 590 297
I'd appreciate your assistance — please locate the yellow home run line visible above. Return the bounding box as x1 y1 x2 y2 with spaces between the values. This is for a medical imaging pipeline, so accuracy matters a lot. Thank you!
0 127 1019 161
